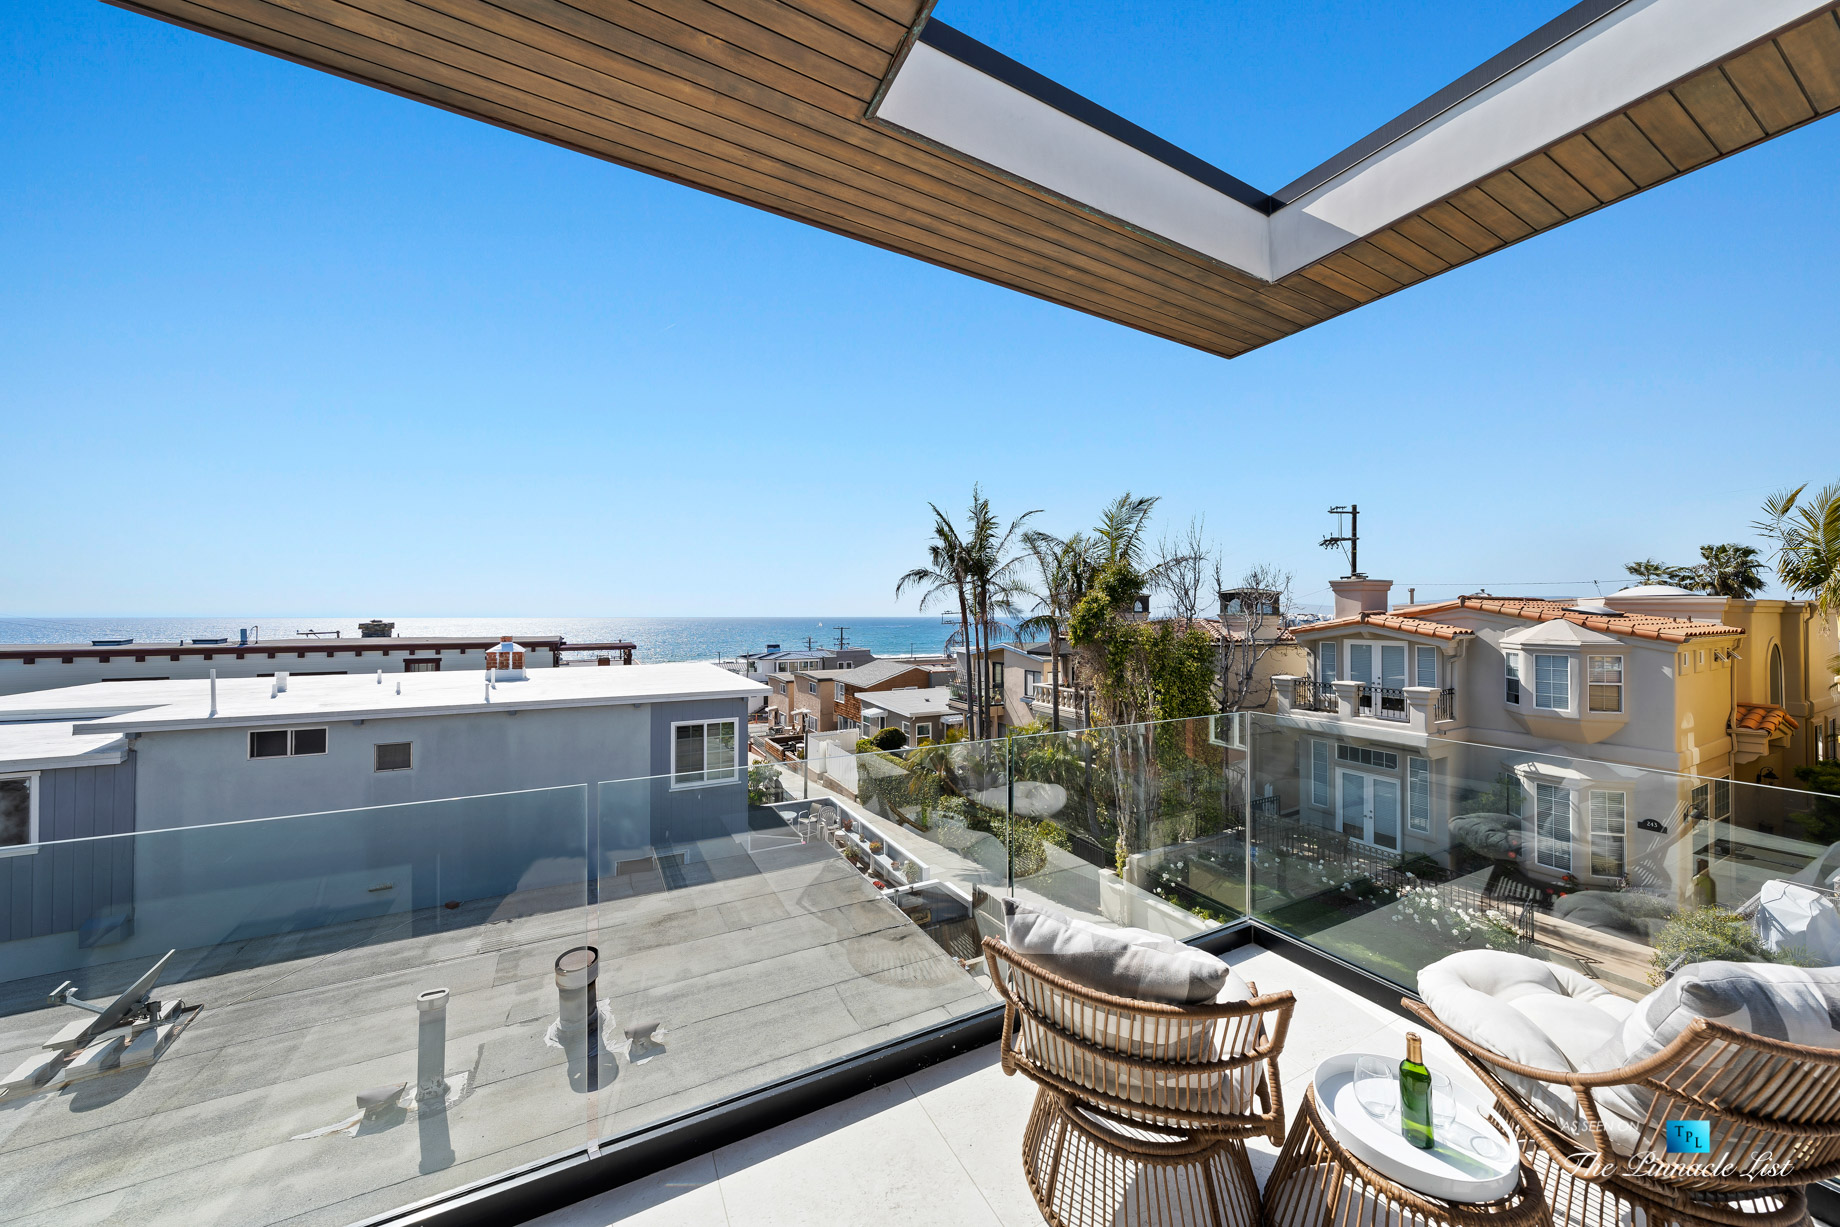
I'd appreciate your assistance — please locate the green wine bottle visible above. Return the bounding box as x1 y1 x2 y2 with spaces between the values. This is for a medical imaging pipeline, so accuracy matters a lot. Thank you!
1400 1032 1435 1149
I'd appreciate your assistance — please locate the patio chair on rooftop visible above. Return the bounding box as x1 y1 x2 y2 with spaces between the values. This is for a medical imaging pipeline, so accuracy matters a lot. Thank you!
983 901 1294 1227
1405 950 1840 1227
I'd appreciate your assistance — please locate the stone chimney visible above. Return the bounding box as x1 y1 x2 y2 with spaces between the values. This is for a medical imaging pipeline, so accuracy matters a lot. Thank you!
1330 578 1392 619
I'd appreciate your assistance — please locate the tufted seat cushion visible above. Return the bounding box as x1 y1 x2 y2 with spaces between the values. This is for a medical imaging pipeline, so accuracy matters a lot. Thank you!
1418 950 1637 1149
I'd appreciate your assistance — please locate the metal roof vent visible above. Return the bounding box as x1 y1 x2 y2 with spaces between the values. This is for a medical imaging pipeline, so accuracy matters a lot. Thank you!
1565 603 1621 617
484 636 528 680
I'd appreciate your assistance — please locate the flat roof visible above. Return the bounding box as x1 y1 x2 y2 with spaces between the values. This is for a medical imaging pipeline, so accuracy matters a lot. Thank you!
0 663 765 735
0 721 128 772
862 687 957 718
0 635 647 663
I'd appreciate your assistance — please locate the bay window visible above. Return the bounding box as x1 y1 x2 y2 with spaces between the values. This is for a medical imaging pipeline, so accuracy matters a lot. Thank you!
1587 655 1623 713
1535 783 1572 872
1504 651 1522 705
1534 654 1569 710
1589 791 1626 877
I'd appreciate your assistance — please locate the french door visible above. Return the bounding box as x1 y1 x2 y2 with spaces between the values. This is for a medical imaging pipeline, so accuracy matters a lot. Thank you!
1348 642 1409 717
1338 770 1401 850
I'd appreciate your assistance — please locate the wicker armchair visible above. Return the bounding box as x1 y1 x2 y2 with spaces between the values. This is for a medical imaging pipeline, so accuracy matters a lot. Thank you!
1404 996 1840 1227
983 937 1295 1227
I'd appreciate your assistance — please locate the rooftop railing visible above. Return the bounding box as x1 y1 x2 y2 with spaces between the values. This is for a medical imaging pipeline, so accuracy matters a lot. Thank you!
1 712 1831 1224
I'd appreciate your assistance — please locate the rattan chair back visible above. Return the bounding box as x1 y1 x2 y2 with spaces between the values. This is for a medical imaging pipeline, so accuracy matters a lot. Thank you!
983 937 1294 1144
1406 998 1840 1193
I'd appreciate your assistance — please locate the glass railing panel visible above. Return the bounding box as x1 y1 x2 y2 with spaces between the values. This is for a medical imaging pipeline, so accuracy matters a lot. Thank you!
0 785 593 1227
586 753 996 1143
1245 711 1837 1001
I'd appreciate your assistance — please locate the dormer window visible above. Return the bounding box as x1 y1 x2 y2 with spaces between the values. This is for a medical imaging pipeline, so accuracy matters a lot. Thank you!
1534 654 1569 710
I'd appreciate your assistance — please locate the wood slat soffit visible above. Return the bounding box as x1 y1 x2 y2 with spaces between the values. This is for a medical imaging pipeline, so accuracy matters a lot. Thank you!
108 0 1840 358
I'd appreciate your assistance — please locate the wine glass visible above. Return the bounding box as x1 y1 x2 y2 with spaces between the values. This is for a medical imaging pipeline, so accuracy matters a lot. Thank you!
1352 1055 1399 1126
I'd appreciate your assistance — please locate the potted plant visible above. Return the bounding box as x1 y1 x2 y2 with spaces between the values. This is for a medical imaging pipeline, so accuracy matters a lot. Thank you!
869 840 885 856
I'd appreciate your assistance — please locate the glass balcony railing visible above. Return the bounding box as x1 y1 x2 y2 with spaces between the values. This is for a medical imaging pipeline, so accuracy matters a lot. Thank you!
3 711 1833 1223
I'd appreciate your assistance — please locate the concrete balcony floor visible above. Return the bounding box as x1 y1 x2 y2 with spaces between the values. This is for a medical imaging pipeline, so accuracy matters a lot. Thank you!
536 943 1492 1227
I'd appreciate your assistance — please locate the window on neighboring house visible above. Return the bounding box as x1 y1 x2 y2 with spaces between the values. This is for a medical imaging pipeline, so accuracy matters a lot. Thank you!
404 658 440 673
673 719 738 788
0 775 37 851
1534 654 1569 710
1319 642 1338 686
1336 745 1398 770
835 682 845 701
1505 779 1524 819
1587 655 1624 713
1311 741 1330 807
806 680 817 695
1770 644 1785 706
1713 778 1731 821
1590 791 1626 877
1504 652 1522 705
250 728 327 758
1535 783 1572 872
375 742 413 772
1415 646 1437 689
1024 670 1041 698
916 722 933 741
1349 643 1373 685
1691 782 1710 820
1407 757 1431 833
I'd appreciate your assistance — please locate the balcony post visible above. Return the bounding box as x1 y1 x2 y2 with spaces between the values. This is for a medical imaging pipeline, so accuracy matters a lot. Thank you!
1403 685 1436 733
1271 674 1301 716
1332 680 1363 716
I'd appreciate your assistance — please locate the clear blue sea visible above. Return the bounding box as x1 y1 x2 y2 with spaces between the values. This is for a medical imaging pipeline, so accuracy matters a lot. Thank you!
0 616 972 664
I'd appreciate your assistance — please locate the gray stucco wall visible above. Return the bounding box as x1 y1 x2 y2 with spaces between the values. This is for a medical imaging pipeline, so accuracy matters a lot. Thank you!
633 698 750 850
131 702 654 831
0 758 136 943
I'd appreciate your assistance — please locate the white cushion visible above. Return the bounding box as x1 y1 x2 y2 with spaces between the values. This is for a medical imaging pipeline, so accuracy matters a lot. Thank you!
1752 880 1840 964
1418 951 1632 1143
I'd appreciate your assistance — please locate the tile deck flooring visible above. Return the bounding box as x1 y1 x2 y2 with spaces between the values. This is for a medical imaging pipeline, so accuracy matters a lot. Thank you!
532 944 1492 1227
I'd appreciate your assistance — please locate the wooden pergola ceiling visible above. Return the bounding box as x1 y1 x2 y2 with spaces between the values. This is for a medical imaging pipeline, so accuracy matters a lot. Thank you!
108 0 1840 359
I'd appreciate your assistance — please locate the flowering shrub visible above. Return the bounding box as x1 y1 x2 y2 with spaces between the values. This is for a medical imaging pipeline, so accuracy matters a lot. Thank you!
1390 883 1520 950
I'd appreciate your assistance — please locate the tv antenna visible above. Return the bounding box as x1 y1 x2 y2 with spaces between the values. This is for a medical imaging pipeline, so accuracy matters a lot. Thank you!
832 625 851 651
1319 504 1362 578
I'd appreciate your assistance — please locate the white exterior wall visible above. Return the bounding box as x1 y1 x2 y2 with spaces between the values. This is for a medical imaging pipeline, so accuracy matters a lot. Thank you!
131 703 652 831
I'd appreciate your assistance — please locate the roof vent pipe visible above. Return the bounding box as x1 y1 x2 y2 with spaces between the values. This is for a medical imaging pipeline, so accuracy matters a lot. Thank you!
414 988 450 1109
208 670 217 718
555 946 601 1092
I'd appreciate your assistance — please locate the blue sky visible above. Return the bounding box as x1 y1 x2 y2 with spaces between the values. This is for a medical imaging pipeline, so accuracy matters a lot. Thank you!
3 1 1835 617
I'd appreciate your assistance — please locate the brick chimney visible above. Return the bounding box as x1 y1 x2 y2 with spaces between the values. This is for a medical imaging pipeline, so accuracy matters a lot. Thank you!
1329 578 1392 619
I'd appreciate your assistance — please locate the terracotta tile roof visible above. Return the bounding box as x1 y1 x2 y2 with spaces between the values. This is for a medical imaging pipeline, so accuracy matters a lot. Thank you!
1449 596 1743 642
1291 611 1471 641
1734 702 1800 735
1300 596 1742 644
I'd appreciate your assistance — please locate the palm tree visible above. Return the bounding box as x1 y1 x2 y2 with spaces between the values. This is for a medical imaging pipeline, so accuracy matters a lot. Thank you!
962 491 1039 739
1758 484 1840 613
1692 543 1768 599
896 504 973 730
1625 557 1693 587
1093 492 1159 572
1015 530 1096 733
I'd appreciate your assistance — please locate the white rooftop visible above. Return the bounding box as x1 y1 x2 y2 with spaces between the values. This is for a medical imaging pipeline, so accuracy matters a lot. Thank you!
861 687 957 719
0 721 128 772
0 662 766 736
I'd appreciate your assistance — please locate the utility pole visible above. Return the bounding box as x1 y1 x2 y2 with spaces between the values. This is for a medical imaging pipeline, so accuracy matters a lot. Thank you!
1320 504 1362 578
832 626 851 652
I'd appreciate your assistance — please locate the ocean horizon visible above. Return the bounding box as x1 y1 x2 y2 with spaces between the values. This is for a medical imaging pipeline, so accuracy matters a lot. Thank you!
0 616 979 664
